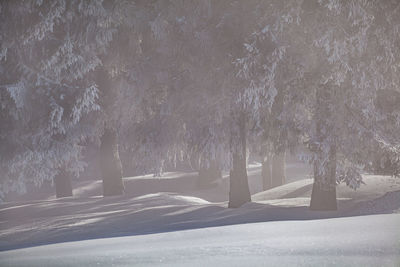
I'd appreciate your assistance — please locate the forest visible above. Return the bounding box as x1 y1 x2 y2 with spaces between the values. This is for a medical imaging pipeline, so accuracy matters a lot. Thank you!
0 0 399 266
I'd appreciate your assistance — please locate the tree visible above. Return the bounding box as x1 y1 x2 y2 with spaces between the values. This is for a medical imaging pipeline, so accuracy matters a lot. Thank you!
303 0 400 210
0 0 106 198
236 0 400 210
2 0 398 209
130 0 259 206
0 0 135 198
236 0 304 193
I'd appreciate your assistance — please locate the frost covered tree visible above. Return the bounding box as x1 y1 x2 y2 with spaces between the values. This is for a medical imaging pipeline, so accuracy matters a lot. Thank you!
0 0 101 198
0 0 140 198
236 1 304 192
161 0 261 207
1 0 398 209
114 1 250 206
302 0 400 210
125 0 267 206
237 0 400 210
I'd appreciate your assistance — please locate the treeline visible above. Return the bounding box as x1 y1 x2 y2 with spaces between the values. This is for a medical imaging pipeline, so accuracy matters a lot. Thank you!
0 0 399 210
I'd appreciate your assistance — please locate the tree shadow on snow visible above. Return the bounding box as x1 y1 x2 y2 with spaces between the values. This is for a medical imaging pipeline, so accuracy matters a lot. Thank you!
0 190 399 252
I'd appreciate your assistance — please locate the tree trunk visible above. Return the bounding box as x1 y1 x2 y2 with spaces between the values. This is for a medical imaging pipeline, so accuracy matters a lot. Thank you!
229 153 251 208
261 155 272 190
310 142 337 210
197 160 222 189
100 127 124 196
310 84 337 211
271 151 286 188
54 168 72 198
228 112 251 208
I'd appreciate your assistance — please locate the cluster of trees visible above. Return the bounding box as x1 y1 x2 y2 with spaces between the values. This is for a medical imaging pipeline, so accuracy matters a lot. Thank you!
1 0 399 210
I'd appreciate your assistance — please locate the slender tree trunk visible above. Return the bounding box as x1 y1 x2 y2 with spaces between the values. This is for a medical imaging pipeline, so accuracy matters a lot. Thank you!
268 67 287 189
197 160 222 188
54 168 72 198
310 84 337 210
100 127 124 196
261 155 272 190
271 151 286 188
229 112 251 208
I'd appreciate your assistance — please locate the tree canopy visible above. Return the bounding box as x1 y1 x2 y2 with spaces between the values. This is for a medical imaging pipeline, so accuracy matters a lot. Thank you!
1 0 399 209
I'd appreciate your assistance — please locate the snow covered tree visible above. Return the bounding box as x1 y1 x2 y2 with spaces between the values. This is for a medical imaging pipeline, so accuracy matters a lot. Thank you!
126 0 265 206
0 0 137 198
237 0 400 210
236 1 304 193
162 0 259 207
2 0 398 210
303 0 400 210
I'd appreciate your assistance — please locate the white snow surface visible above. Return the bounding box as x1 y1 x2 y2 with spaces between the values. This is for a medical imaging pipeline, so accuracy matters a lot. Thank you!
1 164 400 266
0 214 399 266
132 192 210 205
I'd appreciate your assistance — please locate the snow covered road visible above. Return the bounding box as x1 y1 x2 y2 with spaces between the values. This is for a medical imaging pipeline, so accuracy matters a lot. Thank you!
1 214 399 267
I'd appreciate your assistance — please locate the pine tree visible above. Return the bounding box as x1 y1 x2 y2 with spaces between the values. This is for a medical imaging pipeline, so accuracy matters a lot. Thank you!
0 0 130 198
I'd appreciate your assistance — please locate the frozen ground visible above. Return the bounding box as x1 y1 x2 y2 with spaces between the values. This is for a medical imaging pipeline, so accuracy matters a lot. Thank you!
0 214 399 267
0 163 399 266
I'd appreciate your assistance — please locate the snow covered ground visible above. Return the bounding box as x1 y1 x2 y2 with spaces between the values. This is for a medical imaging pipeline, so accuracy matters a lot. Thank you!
2 163 271 203
0 214 399 266
0 163 399 266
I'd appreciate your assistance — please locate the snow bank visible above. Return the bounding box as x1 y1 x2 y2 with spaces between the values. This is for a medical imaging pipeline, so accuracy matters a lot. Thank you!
1 214 399 266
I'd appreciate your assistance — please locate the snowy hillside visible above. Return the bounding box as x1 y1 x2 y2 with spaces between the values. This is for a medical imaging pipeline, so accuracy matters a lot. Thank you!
0 163 399 266
1 214 399 267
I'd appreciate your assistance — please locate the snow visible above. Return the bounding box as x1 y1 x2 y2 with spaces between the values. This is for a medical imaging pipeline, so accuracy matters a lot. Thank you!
2 1 399 265
0 214 399 266
0 164 399 266
132 193 210 205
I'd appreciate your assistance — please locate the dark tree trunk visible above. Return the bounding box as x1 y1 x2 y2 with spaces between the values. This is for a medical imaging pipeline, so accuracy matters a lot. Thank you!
228 112 251 208
229 153 251 208
271 151 286 188
310 142 337 210
197 160 222 189
54 168 72 198
310 84 337 211
100 127 124 196
261 155 272 190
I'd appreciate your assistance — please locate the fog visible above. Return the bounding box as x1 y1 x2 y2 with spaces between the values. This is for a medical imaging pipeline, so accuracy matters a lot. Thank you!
0 0 399 266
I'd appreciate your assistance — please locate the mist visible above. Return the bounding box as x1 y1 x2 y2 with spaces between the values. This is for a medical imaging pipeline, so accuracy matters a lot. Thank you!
0 0 399 266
